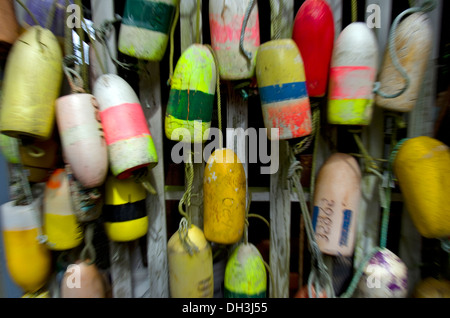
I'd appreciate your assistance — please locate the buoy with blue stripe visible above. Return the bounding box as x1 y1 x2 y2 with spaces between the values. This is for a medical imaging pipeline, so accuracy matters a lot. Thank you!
93 74 158 179
103 175 148 242
0 26 63 140
118 0 179 61
292 0 335 98
393 137 450 239
312 153 361 257
256 39 312 140
55 93 108 189
224 243 267 298
328 22 378 126
209 0 260 80
165 44 216 143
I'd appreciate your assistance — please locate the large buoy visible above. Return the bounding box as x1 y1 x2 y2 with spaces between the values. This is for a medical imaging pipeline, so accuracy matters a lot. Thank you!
60 261 106 298
203 148 246 245
393 137 450 238
103 175 148 242
292 0 335 98
165 44 216 143
0 26 63 140
328 22 378 126
55 93 108 188
224 243 266 298
19 137 59 183
375 13 433 112
93 74 158 179
168 223 214 298
43 169 84 250
209 0 260 80
312 153 361 257
0 0 19 58
118 0 179 61
1 200 51 292
256 39 312 140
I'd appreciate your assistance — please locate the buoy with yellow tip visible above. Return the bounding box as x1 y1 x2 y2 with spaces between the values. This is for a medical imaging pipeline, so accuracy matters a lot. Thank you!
328 22 378 126
393 136 450 238
165 44 216 143
203 148 246 245
0 26 63 140
43 168 84 250
224 243 267 298
168 221 214 298
60 260 107 298
119 0 179 61
312 153 362 257
102 175 148 242
0 200 52 293
209 0 260 80
256 39 312 140
375 13 433 112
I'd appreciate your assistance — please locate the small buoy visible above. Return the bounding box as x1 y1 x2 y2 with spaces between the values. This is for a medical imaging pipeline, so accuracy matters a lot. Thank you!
357 248 408 298
376 13 433 112
55 93 108 188
93 74 158 179
292 0 335 98
224 243 267 298
328 22 378 126
0 0 19 58
0 200 51 292
60 260 106 298
203 148 246 245
393 136 450 238
0 26 63 140
209 0 260 80
103 175 148 242
168 223 214 298
256 39 312 140
165 44 216 143
312 153 361 257
413 277 450 298
43 169 84 250
118 0 179 61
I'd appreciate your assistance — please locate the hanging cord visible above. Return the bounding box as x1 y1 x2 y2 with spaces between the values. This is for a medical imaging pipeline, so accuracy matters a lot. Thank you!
293 103 321 156
168 1 180 85
351 0 358 23
178 151 194 224
373 0 437 99
239 0 255 60
269 0 283 41
195 0 201 44
80 223 96 265
74 0 89 92
63 55 86 94
15 0 44 52
133 168 157 195
46 0 59 30
82 16 107 75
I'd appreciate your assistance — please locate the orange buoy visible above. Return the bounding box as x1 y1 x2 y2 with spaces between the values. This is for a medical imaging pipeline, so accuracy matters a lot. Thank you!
60 261 107 298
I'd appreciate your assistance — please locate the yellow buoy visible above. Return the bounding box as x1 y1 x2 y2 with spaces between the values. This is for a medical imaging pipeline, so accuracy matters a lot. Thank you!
203 148 246 245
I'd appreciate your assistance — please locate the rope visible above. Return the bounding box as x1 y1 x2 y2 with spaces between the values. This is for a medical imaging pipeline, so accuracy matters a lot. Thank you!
168 1 180 85
177 217 199 256
46 0 59 30
80 223 96 265
195 0 201 44
133 168 157 195
205 45 223 148
15 0 40 27
270 0 283 40
293 103 320 155
81 16 107 75
178 151 194 223
239 0 255 60
351 0 358 23
63 55 86 94
75 0 89 92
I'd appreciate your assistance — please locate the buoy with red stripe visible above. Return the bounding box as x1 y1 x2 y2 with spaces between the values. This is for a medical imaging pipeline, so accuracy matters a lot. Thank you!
393 137 450 239
376 13 433 112
209 0 260 80
168 221 214 298
224 243 266 298
328 22 378 126
43 169 84 250
0 26 63 140
60 260 106 298
1 200 51 293
0 0 19 58
292 0 335 98
93 74 158 179
312 153 361 257
55 93 108 189
165 44 216 143
203 148 246 245
256 39 312 140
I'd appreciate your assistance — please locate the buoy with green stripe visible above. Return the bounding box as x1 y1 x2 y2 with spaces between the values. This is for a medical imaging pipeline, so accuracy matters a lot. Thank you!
255 39 312 141
165 44 216 143
102 175 148 242
224 243 267 298
118 0 179 61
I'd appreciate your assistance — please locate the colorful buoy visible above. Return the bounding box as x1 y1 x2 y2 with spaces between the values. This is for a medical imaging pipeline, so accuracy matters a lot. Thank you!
93 74 158 179
203 148 246 245
224 243 267 298
60 261 106 298
393 137 450 239
118 0 179 61
328 22 378 126
256 39 312 140
165 44 216 143
292 0 335 98
209 0 260 80
312 153 361 257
